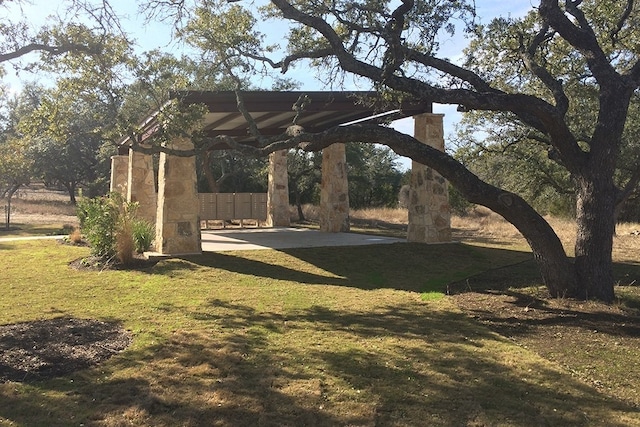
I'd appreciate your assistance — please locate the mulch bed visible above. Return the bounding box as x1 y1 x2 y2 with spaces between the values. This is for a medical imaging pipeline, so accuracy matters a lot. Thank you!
68 255 159 271
0 317 132 383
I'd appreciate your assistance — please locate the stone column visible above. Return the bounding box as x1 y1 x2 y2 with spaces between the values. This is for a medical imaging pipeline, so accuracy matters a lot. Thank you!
407 113 451 243
320 143 350 232
127 147 157 224
266 150 290 227
110 155 129 195
155 138 201 255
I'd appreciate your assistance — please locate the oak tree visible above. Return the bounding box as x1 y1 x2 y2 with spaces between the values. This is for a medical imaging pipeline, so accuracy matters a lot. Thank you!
138 0 640 303
455 8 640 222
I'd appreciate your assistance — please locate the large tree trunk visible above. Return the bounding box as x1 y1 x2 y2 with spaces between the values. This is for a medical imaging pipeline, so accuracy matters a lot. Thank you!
568 85 629 303
573 174 616 302
65 182 77 205
482 192 579 298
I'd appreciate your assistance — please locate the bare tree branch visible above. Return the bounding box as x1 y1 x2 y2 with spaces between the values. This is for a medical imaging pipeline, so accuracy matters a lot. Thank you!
270 0 587 172
519 23 569 116
0 42 98 63
233 88 265 144
538 0 619 84
381 0 413 82
610 0 634 46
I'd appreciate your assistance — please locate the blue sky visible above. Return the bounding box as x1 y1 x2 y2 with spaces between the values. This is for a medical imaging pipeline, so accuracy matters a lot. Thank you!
4 0 533 168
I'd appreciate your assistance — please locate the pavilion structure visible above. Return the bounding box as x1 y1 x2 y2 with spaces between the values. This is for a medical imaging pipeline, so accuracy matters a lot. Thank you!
111 91 451 255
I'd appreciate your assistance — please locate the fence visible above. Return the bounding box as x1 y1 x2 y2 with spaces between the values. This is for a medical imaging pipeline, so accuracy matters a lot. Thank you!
199 193 267 226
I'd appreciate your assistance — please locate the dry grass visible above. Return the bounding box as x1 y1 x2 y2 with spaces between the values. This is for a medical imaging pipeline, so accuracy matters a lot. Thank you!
452 206 640 263
293 204 640 261
451 207 525 250
293 205 407 226
68 227 83 244
350 207 408 225
115 224 135 265
3 188 78 226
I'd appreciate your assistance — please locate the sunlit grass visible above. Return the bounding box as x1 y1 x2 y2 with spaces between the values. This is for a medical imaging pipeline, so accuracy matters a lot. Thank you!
0 222 75 237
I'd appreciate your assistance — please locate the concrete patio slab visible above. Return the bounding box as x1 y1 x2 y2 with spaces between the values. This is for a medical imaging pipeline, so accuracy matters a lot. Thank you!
200 227 406 252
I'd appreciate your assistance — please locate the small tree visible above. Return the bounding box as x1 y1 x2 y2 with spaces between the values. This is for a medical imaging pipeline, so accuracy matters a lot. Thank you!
287 149 321 221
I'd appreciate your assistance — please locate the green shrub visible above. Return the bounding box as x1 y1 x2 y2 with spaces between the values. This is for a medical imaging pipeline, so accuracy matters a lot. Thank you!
77 193 152 262
76 195 119 258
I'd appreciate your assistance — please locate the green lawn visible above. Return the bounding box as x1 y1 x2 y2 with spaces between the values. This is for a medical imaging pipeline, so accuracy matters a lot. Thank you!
0 240 638 426
0 222 74 237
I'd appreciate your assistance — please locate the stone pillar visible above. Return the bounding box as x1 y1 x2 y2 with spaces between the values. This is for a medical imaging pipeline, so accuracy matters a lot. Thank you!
127 148 157 224
110 155 129 195
320 143 350 232
407 113 451 243
266 150 290 227
155 138 201 255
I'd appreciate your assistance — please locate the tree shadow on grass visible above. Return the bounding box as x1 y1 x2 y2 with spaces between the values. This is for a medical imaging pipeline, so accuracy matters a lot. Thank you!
447 256 640 295
458 289 640 337
0 299 637 426
177 251 347 286
178 242 535 293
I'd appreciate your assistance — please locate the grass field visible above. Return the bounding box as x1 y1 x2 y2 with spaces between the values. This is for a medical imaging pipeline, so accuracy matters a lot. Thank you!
1 199 640 426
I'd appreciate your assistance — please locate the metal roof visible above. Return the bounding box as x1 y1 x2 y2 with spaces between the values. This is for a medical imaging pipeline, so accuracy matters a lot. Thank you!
120 90 431 153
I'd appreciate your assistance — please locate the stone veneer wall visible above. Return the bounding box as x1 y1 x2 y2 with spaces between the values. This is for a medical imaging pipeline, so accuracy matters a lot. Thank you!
155 138 202 255
127 148 157 224
320 143 350 232
110 155 129 195
266 150 291 227
407 113 452 243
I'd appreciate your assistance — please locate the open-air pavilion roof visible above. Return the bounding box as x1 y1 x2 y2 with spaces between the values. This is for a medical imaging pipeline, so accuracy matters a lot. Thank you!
119 90 431 154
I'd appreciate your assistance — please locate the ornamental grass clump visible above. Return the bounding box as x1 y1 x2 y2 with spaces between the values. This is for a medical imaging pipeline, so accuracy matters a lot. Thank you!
115 202 136 265
67 227 83 244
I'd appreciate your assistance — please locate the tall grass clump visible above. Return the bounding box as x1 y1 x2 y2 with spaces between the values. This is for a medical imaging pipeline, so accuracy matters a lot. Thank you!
67 227 83 244
115 220 135 264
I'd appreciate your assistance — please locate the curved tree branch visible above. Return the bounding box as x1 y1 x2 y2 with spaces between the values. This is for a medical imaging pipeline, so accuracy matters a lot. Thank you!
519 24 569 116
402 47 496 93
270 0 587 173
610 0 634 46
538 0 619 84
0 42 97 63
